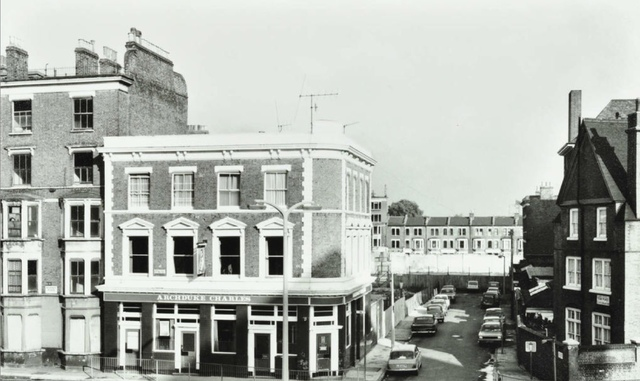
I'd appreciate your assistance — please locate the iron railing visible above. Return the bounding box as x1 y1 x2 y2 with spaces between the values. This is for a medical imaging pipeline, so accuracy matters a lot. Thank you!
86 356 343 380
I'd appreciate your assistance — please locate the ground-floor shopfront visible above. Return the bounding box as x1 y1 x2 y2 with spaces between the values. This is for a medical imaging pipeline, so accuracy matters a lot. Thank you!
101 286 371 376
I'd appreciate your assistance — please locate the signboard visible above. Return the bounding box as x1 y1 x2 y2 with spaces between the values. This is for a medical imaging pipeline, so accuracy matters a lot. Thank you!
596 295 610 306
44 285 58 294
196 242 206 276
154 268 166 275
525 341 537 353
126 331 139 350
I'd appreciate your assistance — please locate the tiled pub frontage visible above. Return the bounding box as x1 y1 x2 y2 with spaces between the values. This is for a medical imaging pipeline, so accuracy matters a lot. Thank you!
101 287 370 375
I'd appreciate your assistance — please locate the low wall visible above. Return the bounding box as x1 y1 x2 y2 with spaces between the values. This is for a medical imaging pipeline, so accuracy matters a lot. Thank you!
398 273 512 293
516 324 640 381
382 297 406 339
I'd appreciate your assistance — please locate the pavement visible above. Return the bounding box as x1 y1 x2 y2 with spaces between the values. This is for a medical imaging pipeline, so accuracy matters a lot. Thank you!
0 297 536 381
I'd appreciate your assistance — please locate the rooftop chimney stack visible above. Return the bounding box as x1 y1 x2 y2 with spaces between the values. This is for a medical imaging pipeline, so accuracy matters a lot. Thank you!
627 98 640 215
6 45 29 81
569 90 582 142
99 46 121 74
539 182 554 200
75 39 99 76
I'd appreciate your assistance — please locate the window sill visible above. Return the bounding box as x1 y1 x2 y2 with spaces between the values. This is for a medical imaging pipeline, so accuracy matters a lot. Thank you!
212 351 237 355
71 183 95 187
593 237 607 242
563 285 581 291
589 289 612 296
70 128 94 133
9 131 33 136
171 207 195 212
63 237 102 241
1 237 44 242
217 206 241 211
567 237 579 241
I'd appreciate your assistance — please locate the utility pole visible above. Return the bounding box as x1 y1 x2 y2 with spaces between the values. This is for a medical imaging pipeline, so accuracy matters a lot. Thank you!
299 92 338 134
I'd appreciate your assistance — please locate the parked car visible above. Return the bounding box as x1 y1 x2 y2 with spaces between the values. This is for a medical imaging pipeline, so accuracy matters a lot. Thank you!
427 297 449 314
480 292 500 309
478 321 504 345
432 294 451 309
440 285 457 302
425 304 445 323
387 343 422 374
411 314 438 335
484 307 505 320
467 280 479 291
487 286 501 297
488 281 500 291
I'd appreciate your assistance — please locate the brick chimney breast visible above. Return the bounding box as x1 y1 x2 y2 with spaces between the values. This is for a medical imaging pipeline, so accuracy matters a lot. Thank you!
6 45 29 81
569 90 582 142
75 47 99 76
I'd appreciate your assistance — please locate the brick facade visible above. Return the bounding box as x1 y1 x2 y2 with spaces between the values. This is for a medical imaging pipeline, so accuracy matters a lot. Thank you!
0 28 188 367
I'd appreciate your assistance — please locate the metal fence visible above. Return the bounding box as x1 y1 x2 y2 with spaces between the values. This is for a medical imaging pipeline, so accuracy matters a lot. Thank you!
86 356 343 380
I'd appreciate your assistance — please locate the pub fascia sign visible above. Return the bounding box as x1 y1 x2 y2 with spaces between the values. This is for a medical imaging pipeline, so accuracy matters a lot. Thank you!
105 292 251 303
157 294 250 303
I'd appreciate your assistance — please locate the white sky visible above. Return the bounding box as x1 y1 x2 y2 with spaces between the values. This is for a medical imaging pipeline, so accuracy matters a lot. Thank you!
2 0 638 216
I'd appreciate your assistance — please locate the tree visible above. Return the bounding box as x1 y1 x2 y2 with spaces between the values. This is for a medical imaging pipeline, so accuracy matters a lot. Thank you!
388 199 423 217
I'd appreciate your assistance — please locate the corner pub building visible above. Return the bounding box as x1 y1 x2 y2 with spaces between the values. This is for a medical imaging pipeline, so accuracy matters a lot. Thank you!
97 131 375 376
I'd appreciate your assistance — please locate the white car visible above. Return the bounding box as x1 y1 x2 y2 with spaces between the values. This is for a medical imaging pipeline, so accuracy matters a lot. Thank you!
432 294 451 309
427 297 449 314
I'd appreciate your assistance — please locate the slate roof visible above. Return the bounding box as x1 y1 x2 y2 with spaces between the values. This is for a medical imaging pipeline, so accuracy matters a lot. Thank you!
449 216 470 225
494 216 521 226
406 216 426 226
471 216 493 226
584 118 629 202
387 216 405 226
596 99 636 120
426 217 448 226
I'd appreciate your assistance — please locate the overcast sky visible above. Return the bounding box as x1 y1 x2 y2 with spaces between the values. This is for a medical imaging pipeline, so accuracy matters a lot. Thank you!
2 0 638 216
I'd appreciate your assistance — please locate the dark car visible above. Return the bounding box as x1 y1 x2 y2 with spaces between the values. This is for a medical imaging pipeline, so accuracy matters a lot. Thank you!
480 292 500 309
411 314 437 335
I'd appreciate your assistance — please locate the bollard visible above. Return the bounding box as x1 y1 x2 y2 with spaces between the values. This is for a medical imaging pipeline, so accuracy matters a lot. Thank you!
221 365 224 381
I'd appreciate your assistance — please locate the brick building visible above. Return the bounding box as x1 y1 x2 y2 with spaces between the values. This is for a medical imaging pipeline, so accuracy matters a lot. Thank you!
97 132 375 375
370 194 388 249
424 214 522 258
0 28 188 367
520 184 560 267
554 90 640 345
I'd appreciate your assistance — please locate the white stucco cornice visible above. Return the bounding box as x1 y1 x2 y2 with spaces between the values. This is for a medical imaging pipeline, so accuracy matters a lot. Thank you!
1 75 134 95
99 132 376 166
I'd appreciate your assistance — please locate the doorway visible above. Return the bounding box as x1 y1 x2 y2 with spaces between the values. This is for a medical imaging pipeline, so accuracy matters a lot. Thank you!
124 329 140 369
254 333 271 374
316 333 331 371
180 331 197 372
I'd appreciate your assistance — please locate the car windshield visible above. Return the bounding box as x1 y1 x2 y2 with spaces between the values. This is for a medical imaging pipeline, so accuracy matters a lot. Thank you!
482 325 501 332
486 310 503 317
390 350 415 360
415 317 435 323
427 306 442 313
442 289 453 293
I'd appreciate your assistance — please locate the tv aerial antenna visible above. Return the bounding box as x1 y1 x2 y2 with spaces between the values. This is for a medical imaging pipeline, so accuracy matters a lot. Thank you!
299 92 338 134
275 101 290 133
342 121 359 134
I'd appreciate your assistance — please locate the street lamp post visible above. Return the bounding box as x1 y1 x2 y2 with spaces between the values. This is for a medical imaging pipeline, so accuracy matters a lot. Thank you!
255 199 318 381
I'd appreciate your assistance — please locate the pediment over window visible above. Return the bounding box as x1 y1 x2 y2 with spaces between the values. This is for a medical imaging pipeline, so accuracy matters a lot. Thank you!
119 217 154 231
209 217 247 231
162 217 199 231
255 217 294 231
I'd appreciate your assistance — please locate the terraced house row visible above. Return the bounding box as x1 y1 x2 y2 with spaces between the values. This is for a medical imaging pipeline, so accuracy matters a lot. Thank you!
0 28 376 376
